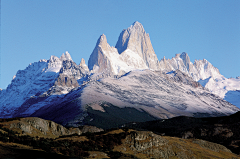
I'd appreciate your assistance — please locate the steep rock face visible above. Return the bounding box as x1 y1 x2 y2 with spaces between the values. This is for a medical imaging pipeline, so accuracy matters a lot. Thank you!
88 33 148 75
88 34 116 74
79 58 89 73
49 59 89 95
115 21 159 70
88 22 159 75
54 74 79 88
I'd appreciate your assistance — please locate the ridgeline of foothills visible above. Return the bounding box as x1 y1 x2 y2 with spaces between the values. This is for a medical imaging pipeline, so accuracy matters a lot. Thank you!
0 113 240 158
0 22 240 158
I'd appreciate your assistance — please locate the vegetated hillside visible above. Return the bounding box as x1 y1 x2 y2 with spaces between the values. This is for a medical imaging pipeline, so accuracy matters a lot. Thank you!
126 111 240 155
0 117 103 139
0 123 239 159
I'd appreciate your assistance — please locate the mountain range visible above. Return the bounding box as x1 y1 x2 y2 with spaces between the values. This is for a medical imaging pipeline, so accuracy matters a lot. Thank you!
0 21 239 128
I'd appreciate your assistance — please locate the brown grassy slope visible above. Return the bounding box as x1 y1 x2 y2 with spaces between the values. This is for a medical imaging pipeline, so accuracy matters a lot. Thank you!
0 117 239 159
113 130 240 159
0 141 67 159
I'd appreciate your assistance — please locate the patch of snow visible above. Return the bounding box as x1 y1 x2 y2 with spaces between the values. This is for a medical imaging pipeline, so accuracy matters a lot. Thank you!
101 48 148 75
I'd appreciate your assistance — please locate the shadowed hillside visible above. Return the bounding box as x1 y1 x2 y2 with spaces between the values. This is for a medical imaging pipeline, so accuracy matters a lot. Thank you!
126 111 240 155
0 117 239 158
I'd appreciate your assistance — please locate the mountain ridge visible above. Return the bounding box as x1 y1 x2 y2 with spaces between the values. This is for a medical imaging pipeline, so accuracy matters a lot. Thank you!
0 21 239 128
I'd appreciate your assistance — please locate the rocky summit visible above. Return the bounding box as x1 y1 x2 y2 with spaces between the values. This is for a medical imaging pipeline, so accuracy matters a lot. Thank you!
0 21 239 129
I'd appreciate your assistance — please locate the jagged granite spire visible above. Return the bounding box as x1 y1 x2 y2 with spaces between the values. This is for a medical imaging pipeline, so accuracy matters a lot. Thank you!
115 21 159 70
60 51 72 61
88 34 115 74
180 52 191 70
80 58 89 72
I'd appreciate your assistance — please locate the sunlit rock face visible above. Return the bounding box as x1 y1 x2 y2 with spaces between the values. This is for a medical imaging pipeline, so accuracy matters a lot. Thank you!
115 21 159 70
0 21 239 129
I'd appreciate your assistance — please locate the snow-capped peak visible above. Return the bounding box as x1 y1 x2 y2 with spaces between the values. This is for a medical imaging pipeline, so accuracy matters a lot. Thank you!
60 51 72 61
46 55 62 73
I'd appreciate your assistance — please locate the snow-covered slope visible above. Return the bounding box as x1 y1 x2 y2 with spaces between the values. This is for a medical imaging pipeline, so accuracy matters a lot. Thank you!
158 52 240 108
158 52 222 81
22 69 239 128
0 21 239 128
0 52 89 117
199 77 240 108
81 70 238 117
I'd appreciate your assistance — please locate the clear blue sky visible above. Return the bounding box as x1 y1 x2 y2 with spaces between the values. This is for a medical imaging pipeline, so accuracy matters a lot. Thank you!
1 0 240 89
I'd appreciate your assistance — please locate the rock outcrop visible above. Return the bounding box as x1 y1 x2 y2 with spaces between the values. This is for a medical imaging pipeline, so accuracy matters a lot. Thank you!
126 111 240 155
79 58 89 73
0 117 103 138
3 117 81 138
114 130 236 158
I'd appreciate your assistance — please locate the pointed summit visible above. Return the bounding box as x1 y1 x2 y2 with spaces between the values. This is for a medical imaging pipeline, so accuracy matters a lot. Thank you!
180 52 191 70
131 21 145 31
133 21 141 26
80 58 86 66
115 21 159 70
115 21 145 54
95 34 109 51
65 51 72 61
80 58 89 72
60 51 72 61
88 34 114 73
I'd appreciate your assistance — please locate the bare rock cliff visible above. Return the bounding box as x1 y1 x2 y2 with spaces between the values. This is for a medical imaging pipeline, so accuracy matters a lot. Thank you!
115 21 159 70
88 34 115 74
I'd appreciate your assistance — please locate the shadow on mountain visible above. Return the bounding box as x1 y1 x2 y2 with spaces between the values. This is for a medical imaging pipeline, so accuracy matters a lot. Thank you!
82 102 158 129
224 90 240 108
126 111 240 155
